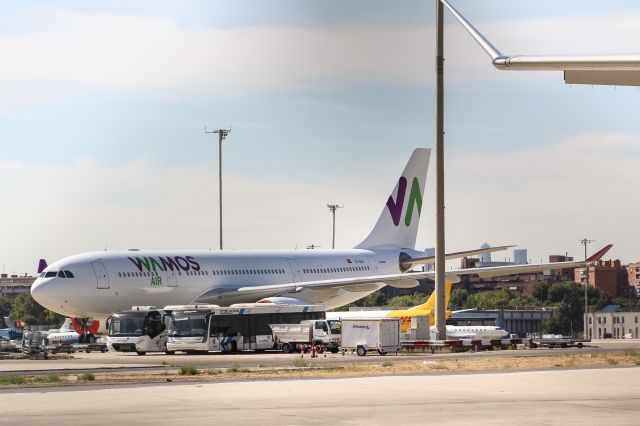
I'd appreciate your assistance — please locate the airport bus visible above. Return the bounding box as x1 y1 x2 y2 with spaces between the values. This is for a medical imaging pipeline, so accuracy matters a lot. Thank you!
166 303 325 354
107 306 173 355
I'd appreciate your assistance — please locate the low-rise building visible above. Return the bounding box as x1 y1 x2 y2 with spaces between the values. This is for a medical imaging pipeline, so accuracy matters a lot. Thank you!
585 305 640 339
0 274 35 301
574 259 628 298
626 262 640 297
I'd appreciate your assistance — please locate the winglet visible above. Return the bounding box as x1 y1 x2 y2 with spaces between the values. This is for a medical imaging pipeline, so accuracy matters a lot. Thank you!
586 244 613 262
37 259 48 274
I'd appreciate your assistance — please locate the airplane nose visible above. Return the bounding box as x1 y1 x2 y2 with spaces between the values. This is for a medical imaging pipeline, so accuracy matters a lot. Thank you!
31 278 62 312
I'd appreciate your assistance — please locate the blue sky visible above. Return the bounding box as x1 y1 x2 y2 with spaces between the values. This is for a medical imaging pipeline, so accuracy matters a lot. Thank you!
1 1 639 274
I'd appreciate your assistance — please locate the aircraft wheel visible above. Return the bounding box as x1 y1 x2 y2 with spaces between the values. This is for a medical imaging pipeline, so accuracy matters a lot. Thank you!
356 346 367 357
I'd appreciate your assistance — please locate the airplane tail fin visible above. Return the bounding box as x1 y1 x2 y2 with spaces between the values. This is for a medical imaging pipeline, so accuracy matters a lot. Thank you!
355 148 430 249
586 244 613 262
37 259 48 274
408 281 452 312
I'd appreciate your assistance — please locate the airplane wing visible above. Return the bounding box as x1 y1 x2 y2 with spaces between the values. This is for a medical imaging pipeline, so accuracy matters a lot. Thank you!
236 244 613 298
441 0 640 86
400 245 514 268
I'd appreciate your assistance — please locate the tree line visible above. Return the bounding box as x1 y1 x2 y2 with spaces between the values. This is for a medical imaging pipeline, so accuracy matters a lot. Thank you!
0 293 64 327
335 281 640 336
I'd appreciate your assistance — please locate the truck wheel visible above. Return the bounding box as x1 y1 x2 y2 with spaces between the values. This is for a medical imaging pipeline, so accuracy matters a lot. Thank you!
577 343 584 349
378 350 386 356
561 343 567 348
87 335 96 344
281 343 292 354
329 347 339 354
86 347 91 353
165 351 175 355
356 346 367 357
136 351 147 356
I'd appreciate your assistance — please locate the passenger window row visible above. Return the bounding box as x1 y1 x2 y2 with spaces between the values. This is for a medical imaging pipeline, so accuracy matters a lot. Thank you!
302 266 369 274
117 268 287 278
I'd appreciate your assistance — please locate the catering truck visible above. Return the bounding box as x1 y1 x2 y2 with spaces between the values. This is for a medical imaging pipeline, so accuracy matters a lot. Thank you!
107 307 173 355
340 318 401 356
166 303 326 354
269 319 342 353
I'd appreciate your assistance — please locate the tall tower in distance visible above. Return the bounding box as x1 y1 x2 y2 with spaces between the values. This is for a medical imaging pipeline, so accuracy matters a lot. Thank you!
513 248 528 265
479 242 491 263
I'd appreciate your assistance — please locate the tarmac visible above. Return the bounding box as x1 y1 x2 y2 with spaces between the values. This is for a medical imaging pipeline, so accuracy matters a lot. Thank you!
2 367 640 425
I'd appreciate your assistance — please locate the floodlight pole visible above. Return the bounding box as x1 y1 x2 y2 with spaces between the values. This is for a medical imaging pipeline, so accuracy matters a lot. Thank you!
205 127 231 250
580 238 594 339
434 0 447 340
327 204 343 249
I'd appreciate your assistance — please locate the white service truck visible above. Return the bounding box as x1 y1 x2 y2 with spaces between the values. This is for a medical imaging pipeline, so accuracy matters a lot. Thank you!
270 319 342 353
340 318 401 356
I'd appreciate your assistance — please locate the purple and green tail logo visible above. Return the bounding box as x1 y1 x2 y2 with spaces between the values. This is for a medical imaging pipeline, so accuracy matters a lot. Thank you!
386 176 422 227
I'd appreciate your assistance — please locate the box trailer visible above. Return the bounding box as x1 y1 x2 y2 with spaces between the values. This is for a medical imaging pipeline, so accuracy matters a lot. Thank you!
340 318 400 356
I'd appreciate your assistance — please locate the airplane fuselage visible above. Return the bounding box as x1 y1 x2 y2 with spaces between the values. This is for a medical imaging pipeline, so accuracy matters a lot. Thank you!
31 248 404 322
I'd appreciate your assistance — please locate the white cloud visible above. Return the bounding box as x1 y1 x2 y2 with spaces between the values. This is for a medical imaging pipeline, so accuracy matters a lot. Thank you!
1 134 637 274
441 133 640 264
3 7 640 99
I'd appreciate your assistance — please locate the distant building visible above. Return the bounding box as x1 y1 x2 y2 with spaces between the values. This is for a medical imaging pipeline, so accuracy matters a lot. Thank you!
626 262 640 297
513 249 528 265
479 243 491 263
0 274 35 301
585 305 640 339
423 247 435 272
574 260 628 298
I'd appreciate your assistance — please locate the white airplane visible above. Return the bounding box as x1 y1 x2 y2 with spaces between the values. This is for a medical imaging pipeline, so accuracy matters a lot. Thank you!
31 148 611 336
441 325 509 341
42 318 87 345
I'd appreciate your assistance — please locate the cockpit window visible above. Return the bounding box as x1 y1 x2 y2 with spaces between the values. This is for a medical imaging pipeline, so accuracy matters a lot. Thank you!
44 271 57 278
57 271 65 278
64 270 74 278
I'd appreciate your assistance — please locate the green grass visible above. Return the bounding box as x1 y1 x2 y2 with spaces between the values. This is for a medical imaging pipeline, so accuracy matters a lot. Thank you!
32 373 61 383
179 365 199 375
381 361 394 367
292 358 311 368
606 358 619 366
79 373 95 381
226 363 251 373
205 369 221 375
623 349 638 357
0 375 26 385
427 363 448 370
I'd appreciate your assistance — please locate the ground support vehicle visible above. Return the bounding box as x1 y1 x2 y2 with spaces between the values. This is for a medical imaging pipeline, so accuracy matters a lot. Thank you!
527 336 589 349
46 342 108 354
270 319 341 354
21 330 48 358
167 303 325 354
340 318 401 356
107 307 172 355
